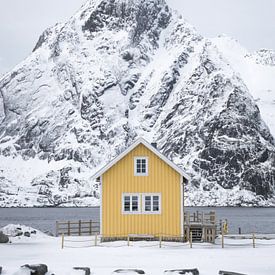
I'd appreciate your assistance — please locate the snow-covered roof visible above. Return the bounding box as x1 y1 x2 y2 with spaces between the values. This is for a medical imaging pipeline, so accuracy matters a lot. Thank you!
92 137 190 181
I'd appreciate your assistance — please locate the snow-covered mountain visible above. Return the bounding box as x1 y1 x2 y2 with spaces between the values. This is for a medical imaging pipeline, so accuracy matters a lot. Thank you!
0 0 275 207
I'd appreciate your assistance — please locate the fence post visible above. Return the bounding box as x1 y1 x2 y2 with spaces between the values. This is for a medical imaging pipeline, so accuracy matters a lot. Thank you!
68 221 71 236
252 233 255 248
238 227 241 235
127 235 130 246
89 220 92 235
221 228 224 248
56 221 58 237
159 235 162 248
79 220 81 236
189 231 192 248
61 233 64 249
95 233 98 246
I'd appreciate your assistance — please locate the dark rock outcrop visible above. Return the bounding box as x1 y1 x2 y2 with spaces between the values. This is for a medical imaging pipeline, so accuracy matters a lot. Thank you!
0 231 9 243
73 267 91 275
21 264 48 275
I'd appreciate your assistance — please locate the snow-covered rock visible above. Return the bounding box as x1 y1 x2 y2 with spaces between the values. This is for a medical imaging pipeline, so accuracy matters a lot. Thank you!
0 0 275 206
1 224 46 238
248 49 275 67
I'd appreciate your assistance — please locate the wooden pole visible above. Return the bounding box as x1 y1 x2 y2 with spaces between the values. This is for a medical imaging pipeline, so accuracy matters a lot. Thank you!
68 221 71 236
56 221 58 237
89 220 92 235
252 233 255 248
159 235 162 248
79 220 81 236
190 231 192 248
127 235 130 246
238 227 241 235
221 228 224 248
61 233 64 249
95 233 98 246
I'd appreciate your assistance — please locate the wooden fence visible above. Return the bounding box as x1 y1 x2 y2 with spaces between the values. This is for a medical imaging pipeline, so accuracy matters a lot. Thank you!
56 220 100 236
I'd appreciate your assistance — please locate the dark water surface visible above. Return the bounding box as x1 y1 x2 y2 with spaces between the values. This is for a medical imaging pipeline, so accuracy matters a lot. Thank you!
0 207 274 234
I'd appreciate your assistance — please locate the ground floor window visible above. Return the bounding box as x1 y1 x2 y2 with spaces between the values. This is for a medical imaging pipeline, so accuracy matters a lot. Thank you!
143 194 161 214
122 193 140 214
122 193 161 214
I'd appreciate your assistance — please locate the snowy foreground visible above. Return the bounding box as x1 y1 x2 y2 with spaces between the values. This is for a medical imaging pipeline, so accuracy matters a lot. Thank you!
1 225 275 275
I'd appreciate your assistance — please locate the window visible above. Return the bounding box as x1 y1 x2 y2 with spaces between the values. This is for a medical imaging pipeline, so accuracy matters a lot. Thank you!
122 193 161 215
142 193 161 214
122 194 140 214
134 157 148 176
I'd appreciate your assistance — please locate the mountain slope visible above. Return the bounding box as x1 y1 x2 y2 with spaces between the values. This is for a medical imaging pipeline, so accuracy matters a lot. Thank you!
212 36 275 138
0 0 275 206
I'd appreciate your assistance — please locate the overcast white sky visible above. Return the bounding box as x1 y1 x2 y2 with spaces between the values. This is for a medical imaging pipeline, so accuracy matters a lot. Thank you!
0 0 274 74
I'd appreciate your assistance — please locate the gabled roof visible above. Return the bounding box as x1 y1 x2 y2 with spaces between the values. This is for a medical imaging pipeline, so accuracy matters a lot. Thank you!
92 137 190 181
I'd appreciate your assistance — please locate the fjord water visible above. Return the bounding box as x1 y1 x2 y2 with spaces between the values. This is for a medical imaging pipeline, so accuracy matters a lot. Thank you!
0 207 274 235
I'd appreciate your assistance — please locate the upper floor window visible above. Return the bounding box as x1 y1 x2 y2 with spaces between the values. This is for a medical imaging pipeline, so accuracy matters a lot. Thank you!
134 157 148 176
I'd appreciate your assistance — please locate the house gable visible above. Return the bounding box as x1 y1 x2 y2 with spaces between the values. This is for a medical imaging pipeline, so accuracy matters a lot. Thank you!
92 138 190 181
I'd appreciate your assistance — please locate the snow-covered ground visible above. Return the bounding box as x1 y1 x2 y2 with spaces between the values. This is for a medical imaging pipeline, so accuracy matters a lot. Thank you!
1 225 275 275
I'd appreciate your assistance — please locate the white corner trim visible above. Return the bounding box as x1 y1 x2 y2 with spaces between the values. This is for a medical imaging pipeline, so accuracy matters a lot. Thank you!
180 176 184 236
100 175 103 235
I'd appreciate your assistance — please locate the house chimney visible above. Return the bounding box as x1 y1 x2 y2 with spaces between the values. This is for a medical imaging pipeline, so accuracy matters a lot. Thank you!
151 142 157 149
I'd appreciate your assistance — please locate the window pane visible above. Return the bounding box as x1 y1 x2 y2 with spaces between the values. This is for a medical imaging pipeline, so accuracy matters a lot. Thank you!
153 196 159 211
153 205 159 211
153 196 159 201
132 196 138 211
124 196 130 211
124 202 130 211
132 204 138 211
145 196 151 211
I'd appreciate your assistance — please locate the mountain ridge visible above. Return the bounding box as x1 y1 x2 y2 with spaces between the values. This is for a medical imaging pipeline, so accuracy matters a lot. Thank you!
0 0 275 207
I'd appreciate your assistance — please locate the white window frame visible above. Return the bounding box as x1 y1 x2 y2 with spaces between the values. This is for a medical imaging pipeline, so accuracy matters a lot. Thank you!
142 193 161 214
134 156 148 176
122 193 141 214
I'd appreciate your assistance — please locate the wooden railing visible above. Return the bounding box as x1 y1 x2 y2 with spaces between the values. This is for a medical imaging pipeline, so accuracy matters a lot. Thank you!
184 211 216 225
56 220 100 237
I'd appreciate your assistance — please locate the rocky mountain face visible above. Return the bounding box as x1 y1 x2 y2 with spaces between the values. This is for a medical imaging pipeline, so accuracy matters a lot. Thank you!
247 49 275 67
0 0 275 207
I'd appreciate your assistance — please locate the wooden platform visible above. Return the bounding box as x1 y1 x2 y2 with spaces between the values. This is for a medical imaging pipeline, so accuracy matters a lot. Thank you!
184 211 217 243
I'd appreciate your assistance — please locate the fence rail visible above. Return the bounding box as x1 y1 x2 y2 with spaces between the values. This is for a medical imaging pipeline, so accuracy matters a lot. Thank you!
60 232 275 249
56 220 100 236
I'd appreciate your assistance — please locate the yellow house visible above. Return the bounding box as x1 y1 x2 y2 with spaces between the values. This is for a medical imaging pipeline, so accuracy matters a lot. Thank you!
93 138 190 240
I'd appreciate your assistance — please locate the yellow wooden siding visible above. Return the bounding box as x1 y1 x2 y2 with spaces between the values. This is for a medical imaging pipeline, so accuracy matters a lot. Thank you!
102 143 182 237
